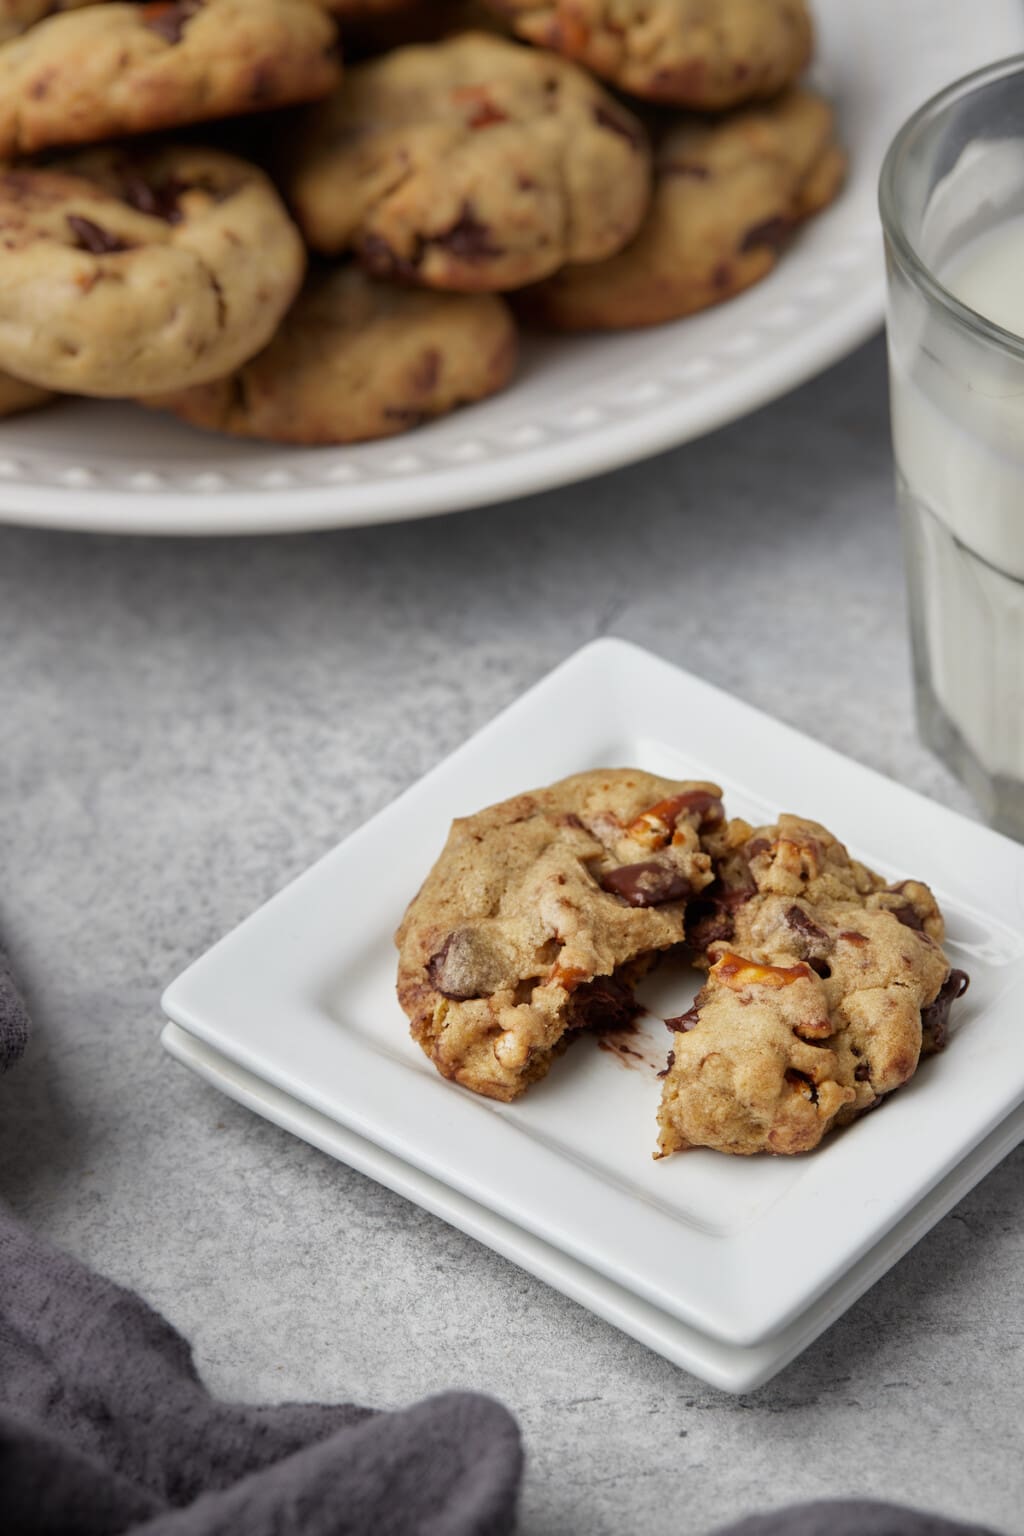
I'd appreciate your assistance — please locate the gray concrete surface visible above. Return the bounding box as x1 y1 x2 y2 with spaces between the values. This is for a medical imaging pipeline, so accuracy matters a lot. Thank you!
2 335 1022 1535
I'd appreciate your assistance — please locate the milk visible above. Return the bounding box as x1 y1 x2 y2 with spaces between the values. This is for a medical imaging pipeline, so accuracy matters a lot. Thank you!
889 217 1024 815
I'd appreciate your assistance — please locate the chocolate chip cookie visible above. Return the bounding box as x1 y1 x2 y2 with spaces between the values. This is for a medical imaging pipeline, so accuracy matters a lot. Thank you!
145 264 517 443
286 31 651 291
0 0 98 44
484 0 813 108
521 88 844 330
0 147 305 397
396 770 725 1101
0 0 341 157
656 814 969 1156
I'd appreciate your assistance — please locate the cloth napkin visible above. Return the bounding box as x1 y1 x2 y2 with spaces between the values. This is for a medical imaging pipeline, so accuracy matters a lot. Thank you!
0 944 1001 1536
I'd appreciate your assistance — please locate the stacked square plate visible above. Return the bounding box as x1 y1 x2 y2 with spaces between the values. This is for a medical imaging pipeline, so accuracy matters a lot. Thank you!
162 642 1024 1390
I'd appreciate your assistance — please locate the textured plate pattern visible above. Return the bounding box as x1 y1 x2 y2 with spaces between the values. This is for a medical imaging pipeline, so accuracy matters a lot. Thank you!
0 0 1020 534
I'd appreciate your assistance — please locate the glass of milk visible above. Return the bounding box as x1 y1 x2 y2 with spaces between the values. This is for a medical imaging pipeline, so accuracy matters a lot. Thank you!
881 57 1024 839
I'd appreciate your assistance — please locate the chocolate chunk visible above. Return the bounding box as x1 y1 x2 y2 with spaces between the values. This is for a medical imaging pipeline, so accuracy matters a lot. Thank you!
600 861 692 907
854 1061 871 1082
435 204 501 262
66 215 131 255
785 905 828 944
920 968 970 1051
426 930 503 1001
120 174 186 225
410 346 441 394
686 901 734 949
592 104 644 152
657 1048 676 1080
567 974 640 1033
358 233 421 283
808 958 831 979
141 0 202 45
740 215 791 253
892 904 926 932
665 1005 701 1033
674 790 724 826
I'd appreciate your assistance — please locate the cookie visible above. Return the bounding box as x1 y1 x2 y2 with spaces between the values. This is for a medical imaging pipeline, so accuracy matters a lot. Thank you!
286 31 651 291
0 367 54 415
0 0 341 158
521 88 844 330
145 264 518 443
396 769 726 1101
0 147 305 397
484 0 813 108
655 815 969 1156
0 0 98 44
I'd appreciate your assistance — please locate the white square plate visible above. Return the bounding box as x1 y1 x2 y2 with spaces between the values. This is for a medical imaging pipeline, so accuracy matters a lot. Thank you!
161 640 1024 1349
161 1020 1024 1393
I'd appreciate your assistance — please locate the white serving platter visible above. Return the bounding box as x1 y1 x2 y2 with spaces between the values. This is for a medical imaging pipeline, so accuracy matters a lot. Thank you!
161 639 1024 1349
2 0 1021 534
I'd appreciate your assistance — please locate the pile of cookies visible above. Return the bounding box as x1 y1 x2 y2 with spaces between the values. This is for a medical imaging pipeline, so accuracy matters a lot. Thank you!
0 0 844 445
395 770 969 1158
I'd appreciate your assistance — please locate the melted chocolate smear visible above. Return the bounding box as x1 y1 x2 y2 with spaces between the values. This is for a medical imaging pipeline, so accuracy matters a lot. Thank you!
67 214 131 254
920 968 970 1051
686 902 734 949
658 1047 676 1080
600 861 692 907
686 879 754 950
665 1004 701 1033
567 974 641 1033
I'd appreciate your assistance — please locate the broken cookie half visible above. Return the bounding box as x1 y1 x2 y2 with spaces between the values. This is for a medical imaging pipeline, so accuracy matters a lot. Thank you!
656 814 969 1156
395 768 724 1101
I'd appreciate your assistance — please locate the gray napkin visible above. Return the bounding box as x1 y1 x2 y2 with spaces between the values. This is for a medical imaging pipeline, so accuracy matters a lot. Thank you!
0 943 30 1075
0 1209 522 1534
0 945 1001 1536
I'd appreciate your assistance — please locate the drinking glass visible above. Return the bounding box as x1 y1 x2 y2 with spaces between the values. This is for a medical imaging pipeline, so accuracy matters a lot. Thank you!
880 57 1024 839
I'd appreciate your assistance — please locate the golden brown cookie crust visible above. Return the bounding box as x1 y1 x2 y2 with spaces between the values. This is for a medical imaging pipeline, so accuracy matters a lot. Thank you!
0 0 99 44
396 769 726 1101
656 814 967 1157
521 88 845 331
485 0 813 108
145 265 518 444
285 31 651 291
0 147 306 397
0 0 341 158
0 366 54 416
